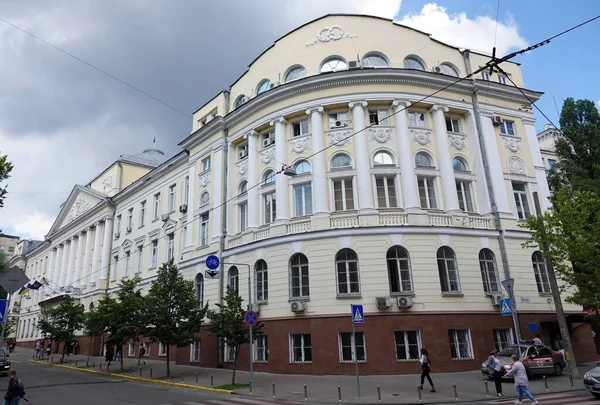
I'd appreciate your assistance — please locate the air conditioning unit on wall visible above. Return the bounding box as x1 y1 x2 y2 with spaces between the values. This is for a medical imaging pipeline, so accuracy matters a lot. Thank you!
491 294 503 306
397 296 413 308
493 116 503 126
375 296 391 309
290 301 306 313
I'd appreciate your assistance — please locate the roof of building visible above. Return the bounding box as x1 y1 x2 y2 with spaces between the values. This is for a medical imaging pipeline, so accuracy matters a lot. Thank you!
0 234 20 240
118 148 168 168
22 240 44 255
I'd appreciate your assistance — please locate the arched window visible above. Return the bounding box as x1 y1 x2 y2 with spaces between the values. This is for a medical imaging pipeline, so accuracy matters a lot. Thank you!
195 273 204 307
437 247 461 293
294 160 312 174
255 260 268 302
263 169 275 185
89 302 95 311
228 266 239 293
362 52 389 68
335 249 360 295
373 151 394 166
532 252 551 294
256 79 271 95
479 249 499 293
239 180 248 195
439 63 460 77
331 153 352 169
387 246 413 293
320 57 348 73
415 152 433 167
454 157 474 212
403 56 426 71
290 253 309 298
284 66 306 83
453 157 468 171
234 95 246 109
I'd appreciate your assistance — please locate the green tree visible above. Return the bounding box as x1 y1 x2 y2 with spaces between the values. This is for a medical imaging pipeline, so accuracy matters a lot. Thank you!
38 295 84 363
94 277 145 371
144 260 207 377
0 252 8 300
207 285 263 384
0 151 13 209
83 307 107 363
4 317 15 338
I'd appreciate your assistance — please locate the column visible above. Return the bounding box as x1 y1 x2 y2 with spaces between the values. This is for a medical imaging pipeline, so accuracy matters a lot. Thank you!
480 114 511 214
430 105 461 212
392 100 421 211
81 227 93 289
99 217 114 281
52 246 61 286
247 130 259 229
90 222 103 285
47 248 55 286
226 142 236 235
271 117 289 223
349 101 376 213
523 118 551 212
185 163 195 247
67 236 77 286
73 232 84 288
306 107 329 216
212 145 224 240
466 111 492 214
59 241 69 287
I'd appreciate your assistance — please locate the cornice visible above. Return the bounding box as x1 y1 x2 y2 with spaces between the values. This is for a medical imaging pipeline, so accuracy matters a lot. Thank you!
47 201 114 243
178 117 226 150
306 106 324 115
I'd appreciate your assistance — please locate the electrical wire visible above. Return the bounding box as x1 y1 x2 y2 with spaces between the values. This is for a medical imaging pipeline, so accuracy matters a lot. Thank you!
493 0 501 50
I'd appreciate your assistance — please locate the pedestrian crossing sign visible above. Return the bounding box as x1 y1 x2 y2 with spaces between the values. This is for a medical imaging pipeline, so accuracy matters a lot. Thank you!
351 304 364 323
499 298 512 317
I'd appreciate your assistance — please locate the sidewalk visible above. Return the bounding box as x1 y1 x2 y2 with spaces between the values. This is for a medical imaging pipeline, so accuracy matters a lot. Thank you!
21 347 594 404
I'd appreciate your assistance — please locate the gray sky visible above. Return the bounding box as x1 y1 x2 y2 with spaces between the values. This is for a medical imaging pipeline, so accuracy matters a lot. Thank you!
0 0 528 239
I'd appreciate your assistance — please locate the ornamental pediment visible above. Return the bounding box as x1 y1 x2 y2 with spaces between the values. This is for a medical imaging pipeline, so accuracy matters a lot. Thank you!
47 185 107 237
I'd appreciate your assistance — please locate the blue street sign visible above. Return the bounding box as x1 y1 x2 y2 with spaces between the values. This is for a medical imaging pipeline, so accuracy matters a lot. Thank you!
206 255 220 270
244 310 258 327
500 298 513 317
351 304 364 324
0 300 7 322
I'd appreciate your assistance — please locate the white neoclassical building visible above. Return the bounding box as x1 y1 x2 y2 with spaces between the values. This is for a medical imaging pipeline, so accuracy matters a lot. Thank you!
12 14 597 375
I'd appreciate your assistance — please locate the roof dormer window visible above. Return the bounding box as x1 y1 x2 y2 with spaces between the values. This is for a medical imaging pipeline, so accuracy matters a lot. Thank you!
320 57 348 73
256 79 271 95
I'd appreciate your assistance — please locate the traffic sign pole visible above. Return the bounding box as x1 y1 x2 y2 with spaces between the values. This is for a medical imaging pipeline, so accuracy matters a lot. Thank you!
350 304 363 398
502 278 521 342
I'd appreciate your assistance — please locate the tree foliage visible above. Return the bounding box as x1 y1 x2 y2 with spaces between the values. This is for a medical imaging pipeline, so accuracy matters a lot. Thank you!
83 306 108 361
207 285 263 384
38 295 84 363
0 151 13 209
144 260 208 376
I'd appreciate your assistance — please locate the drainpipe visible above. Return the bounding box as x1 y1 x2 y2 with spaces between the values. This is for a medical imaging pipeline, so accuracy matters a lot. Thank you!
216 126 229 368
117 163 123 192
462 50 522 339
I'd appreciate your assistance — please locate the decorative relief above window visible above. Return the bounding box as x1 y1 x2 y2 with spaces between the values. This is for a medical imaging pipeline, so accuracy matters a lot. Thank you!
369 128 393 144
67 196 91 223
200 192 210 207
328 129 352 147
236 160 248 176
260 148 275 164
306 25 358 47
502 136 522 153
199 172 210 188
507 156 527 175
101 175 114 192
410 128 432 146
448 134 467 151
289 136 311 154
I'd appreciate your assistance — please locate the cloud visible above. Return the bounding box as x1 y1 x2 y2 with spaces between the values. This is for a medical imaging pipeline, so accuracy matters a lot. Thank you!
397 3 528 56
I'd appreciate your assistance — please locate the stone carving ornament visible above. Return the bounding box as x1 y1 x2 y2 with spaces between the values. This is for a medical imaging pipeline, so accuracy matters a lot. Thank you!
410 128 432 146
289 137 311 154
502 136 522 153
328 130 352 147
199 172 210 188
306 25 358 47
507 157 527 175
260 147 275 164
236 159 248 175
200 192 210 206
101 175 114 192
67 196 91 223
369 128 393 144
448 134 467 151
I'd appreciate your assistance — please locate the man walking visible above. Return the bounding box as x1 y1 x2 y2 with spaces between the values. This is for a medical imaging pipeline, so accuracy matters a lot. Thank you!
137 343 146 365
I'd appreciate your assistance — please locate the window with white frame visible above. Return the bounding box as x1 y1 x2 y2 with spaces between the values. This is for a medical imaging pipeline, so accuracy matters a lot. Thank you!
394 330 421 360
403 56 425 70
201 156 211 172
290 253 309 298
168 185 176 212
455 180 474 212
320 57 347 73
128 343 135 357
290 333 312 363
140 201 146 227
255 335 268 362
328 111 349 129
166 233 175 262
294 160 311 174
375 176 398 208
238 180 248 196
190 339 201 362
153 193 160 220
479 249 500 294
408 111 427 128
512 182 531 220
339 331 366 362
238 201 248 233
448 329 474 359
368 109 390 126
184 176 189 204
150 239 158 268
294 184 313 217
262 130 275 147
228 266 239 293
159 342 167 357
445 117 461 133
263 192 276 224
284 66 306 83
499 120 516 136
437 247 461 293
112 255 118 280
418 177 437 209
333 179 354 211
136 246 143 273
439 63 459 77
255 260 268 302
493 328 514 352
292 119 309 137
195 273 204 308
453 157 468 172
331 153 352 169
373 151 394 166
532 251 551 294
263 169 275 185
238 143 248 160
116 215 122 235
498 75 508 85
127 208 133 231
336 249 360 295
481 72 490 81
256 79 271 95
415 152 433 167
143 342 150 356
387 246 413 293
234 95 246 109
224 341 236 362
199 213 209 246
362 52 389 67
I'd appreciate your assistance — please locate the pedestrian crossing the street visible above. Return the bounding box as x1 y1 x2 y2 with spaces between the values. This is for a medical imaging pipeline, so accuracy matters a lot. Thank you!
160 396 296 405
491 391 597 405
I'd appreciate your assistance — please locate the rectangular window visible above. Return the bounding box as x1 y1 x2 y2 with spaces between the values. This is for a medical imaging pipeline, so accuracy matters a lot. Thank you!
498 75 507 85
456 181 474 212
112 255 118 280
512 182 531 220
448 329 474 359
143 342 150 357
168 185 176 212
159 342 167 357
368 109 389 126
153 193 160 220
376 176 398 208
294 183 313 217
339 332 366 362
262 130 275 148
394 330 421 361
139 201 146 227
328 112 349 129
255 335 268 362
127 208 133 230
337 256 359 295
201 156 211 172
292 119 309 137
151 240 158 268
190 339 201 362
224 342 236 362
124 251 130 276
184 176 190 204
333 179 354 211
481 72 490 81
116 215 122 235
493 328 514 352
166 233 175 262
290 334 312 363
548 159 556 169
263 192 276 224
200 213 209 246
499 120 516 136
408 111 427 128
136 246 143 273
291 260 310 298
445 117 461 133
238 144 248 160
418 177 437 209
128 343 135 357
239 202 248 233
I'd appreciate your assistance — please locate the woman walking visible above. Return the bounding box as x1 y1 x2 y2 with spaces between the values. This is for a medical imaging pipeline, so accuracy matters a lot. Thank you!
487 349 505 397
419 348 436 392
2 370 25 405
505 353 538 404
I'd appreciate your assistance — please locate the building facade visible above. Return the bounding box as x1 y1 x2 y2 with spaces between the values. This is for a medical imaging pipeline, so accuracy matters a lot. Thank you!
0 233 20 260
12 14 596 374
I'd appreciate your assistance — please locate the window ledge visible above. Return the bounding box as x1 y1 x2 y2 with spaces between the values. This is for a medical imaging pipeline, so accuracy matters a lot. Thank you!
396 359 420 362
290 362 313 365
288 297 310 303
134 271 142 275
442 292 464 297
340 360 367 364
539 293 553 297
152 218 159 223
451 358 475 361
336 294 361 299
391 292 416 297
138 225 145 229
253 361 268 364
256 300 268 305
484 292 502 297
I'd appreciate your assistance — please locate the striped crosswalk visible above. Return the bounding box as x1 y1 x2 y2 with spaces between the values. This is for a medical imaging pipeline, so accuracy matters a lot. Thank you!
160 396 296 405
491 391 597 405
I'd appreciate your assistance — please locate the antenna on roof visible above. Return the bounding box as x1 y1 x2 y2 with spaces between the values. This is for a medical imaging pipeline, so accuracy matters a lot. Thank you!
153 132 157 149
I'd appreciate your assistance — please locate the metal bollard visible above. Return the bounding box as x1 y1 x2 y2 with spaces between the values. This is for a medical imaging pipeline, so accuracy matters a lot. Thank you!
210 374 214 388
195 372 198 384
485 380 489 396
51 356 53 364
338 385 342 402
75 360 78 367
544 375 549 391
249 380 253 395
150 368 153 379
377 385 382 402
139 367 142 377
569 372 574 388
272 382 276 398
304 384 308 401
86 361 89 368
453 382 458 400
181 371 184 383
93 362 95 369
417 385 422 402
